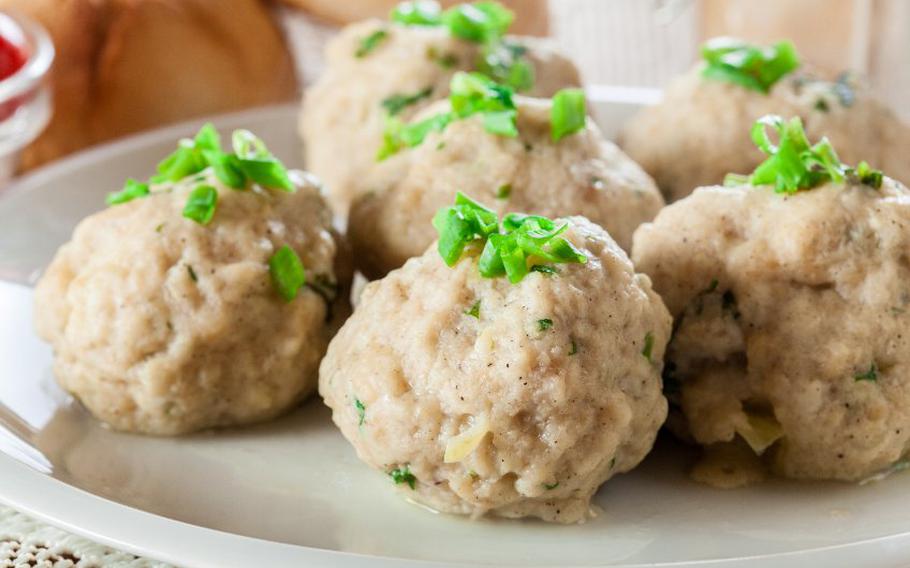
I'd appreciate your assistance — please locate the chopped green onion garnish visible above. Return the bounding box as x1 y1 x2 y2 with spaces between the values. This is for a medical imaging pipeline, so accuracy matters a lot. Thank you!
377 72 517 159
728 115 884 193
433 193 587 283
389 465 417 489
551 88 586 141
354 398 366 426
537 318 553 331
477 40 534 92
356 29 388 58
701 37 800 93
391 1 442 25
182 185 218 225
432 192 499 266
269 245 306 303
441 2 513 43
381 86 434 116
111 124 294 211
855 363 878 382
642 331 655 362
106 178 149 205
465 300 481 318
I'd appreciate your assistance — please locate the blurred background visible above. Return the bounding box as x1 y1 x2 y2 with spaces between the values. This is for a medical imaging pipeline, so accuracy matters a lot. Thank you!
0 0 907 173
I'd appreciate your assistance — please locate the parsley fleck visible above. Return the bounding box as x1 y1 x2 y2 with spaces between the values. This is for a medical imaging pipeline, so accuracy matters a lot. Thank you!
186 265 198 282
389 465 417 489
537 318 553 331
354 398 366 426
530 264 558 276
465 300 481 318
642 331 655 362
106 178 149 206
182 185 218 225
706 279 719 293
610 456 617 469
701 37 800 93
568 339 578 355
381 86 434 116
543 482 559 490
269 245 306 303
356 29 388 58
496 183 512 199
426 46 459 68
551 88 586 141
855 363 878 382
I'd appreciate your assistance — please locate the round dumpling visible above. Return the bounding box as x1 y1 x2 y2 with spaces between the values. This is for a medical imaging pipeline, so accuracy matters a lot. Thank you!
620 68 910 203
632 177 910 483
320 215 670 522
349 95 663 278
300 18 580 212
35 170 351 435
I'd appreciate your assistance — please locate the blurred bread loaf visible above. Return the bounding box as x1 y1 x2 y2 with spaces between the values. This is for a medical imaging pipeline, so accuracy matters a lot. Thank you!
1 0 298 170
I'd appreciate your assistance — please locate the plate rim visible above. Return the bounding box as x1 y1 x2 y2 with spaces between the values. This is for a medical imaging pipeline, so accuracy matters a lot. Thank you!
3 102 910 568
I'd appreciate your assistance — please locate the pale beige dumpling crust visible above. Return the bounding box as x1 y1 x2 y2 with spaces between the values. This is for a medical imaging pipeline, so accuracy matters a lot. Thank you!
349 96 664 278
35 172 351 435
620 68 910 202
632 178 910 482
320 217 671 522
300 19 581 212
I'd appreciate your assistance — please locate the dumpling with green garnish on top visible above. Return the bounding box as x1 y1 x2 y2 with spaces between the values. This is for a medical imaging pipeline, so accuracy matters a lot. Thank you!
348 71 663 279
300 0 581 213
619 37 910 203
320 194 671 522
632 115 910 486
34 125 352 435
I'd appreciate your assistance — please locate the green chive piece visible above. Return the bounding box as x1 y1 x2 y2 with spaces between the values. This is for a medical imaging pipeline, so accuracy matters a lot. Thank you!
381 86 434 116
434 193 586 283
701 37 800 93
442 2 513 42
356 29 388 58
106 178 149 206
642 331 655 362
729 115 885 193
537 318 553 331
376 72 517 160
854 363 878 382
269 245 306 303
465 300 481 318
478 40 534 92
354 398 366 426
390 0 443 25
551 88 586 141
432 191 499 266
182 185 218 225
389 465 417 489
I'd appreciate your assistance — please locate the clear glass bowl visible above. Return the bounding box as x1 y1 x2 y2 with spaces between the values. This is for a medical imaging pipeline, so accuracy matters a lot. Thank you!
0 11 53 185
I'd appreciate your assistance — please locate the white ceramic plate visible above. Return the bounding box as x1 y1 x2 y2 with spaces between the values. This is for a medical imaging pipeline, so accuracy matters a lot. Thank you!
3 102 910 568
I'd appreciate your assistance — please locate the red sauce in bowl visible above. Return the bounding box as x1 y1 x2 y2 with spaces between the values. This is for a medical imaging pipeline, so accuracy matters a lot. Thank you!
0 32 27 121
0 33 25 81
